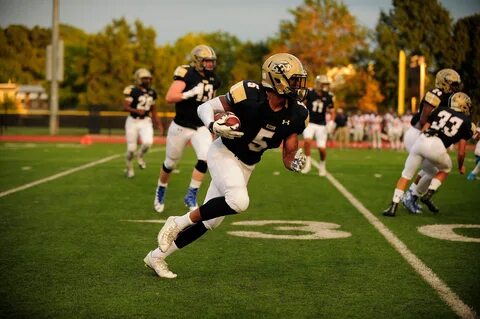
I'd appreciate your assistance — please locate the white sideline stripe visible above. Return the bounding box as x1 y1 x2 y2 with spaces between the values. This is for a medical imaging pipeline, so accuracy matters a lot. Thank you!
0 154 121 198
0 147 165 198
311 159 477 319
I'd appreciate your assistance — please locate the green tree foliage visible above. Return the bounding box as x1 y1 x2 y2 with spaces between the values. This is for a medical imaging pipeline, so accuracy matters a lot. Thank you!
373 0 455 109
269 0 367 77
451 14 480 119
0 25 50 84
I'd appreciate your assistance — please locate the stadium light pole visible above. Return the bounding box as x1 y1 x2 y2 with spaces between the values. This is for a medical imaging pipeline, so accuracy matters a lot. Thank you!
49 0 59 136
397 50 406 116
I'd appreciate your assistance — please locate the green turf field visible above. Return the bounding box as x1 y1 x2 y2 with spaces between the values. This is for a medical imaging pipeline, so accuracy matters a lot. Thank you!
1 142 479 318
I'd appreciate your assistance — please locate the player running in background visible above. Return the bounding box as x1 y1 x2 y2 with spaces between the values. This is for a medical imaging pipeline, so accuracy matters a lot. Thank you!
144 53 309 278
153 45 221 213
123 68 163 178
401 69 461 214
301 75 335 176
467 124 480 181
383 92 475 217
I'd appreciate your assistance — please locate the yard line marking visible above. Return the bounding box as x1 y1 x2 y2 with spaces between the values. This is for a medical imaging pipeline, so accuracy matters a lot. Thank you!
0 147 165 198
311 159 477 319
0 154 121 198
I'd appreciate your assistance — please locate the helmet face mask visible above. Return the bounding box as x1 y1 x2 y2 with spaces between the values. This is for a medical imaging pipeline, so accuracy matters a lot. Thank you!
262 53 308 102
191 45 217 72
135 68 152 88
315 75 330 92
435 68 461 94
449 92 472 116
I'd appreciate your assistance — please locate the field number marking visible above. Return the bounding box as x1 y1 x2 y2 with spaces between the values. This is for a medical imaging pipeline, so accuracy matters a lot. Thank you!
311 159 477 319
418 224 480 243
228 220 351 240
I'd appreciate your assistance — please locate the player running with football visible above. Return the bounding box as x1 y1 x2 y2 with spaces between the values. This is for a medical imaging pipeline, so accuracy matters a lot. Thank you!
301 75 335 176
153 45 221 213
144 53 309 278
123 68 163 178
401 69 462 214
383 92 475 217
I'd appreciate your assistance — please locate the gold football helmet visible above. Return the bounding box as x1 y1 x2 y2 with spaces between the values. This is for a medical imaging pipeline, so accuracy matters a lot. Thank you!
449 92 472 116
435 68 461 93
315 74 330 92
261 53 307 101
191 45 216 72
134 68 152 88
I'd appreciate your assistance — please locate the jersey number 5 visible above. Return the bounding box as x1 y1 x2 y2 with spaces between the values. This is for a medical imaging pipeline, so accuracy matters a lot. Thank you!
248 128 274 152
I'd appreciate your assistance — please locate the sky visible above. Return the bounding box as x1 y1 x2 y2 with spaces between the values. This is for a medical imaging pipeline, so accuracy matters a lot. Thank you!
1 0 479 45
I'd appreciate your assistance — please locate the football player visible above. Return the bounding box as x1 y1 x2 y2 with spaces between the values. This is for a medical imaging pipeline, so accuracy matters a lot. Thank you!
144 53 309 278
154 45 221 213
123 68 162 178
383 92 475 217
467 124 480 181
401 69 461 214
301 75 335 176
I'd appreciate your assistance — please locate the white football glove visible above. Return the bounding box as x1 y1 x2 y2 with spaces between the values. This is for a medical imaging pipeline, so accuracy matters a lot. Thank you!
182 83 203 100
290 148 306 172
210 114 244 139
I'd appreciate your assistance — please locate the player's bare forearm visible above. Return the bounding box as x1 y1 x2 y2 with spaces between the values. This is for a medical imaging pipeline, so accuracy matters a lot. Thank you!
282 134 299 169
419 103 433 127
457 139 466 173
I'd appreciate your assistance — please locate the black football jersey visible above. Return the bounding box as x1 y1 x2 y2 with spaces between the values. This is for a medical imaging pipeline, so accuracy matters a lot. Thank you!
411 88 452 126
172 65 221 129
304 89 334 125
123 85 157 119
223 81 309 165
425 106 473 148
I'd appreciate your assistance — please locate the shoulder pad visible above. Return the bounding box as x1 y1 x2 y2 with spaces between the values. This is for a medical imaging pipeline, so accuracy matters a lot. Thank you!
173 65 189 78
424 91 441 107
123 85 134 96
229 81 261 104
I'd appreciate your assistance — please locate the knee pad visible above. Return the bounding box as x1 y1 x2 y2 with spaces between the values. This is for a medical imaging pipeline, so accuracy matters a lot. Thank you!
225 188 249 213
163 158 177 172
127 143 137 153
162 163 173 173
195 160 208 173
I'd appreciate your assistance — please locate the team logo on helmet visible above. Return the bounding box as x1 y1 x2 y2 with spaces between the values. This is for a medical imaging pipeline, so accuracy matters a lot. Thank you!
271 62 292 74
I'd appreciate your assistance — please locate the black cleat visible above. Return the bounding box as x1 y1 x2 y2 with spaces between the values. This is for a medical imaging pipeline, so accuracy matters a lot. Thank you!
382 202 398 217
421 189 439 213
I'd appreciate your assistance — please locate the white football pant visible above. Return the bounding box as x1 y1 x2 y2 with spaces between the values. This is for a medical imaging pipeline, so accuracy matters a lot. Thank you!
201 138 254 230
125 116 154 153
401 135 451 180
164 121 212 169
303 123 328 148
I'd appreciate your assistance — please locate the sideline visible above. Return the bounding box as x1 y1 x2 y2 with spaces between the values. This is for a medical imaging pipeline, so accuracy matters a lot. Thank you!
311 159 476 319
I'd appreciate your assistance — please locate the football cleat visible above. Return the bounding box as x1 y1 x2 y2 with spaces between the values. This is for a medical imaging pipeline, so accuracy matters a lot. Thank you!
467 172 476 181
318 161 327 177
184 187 199 211
421 190 439 213
137 157 146 169
126 168 135 178
143 251 177 279
402 190 421 214
154 185 166 213
382 202 398 217
158 216 183 252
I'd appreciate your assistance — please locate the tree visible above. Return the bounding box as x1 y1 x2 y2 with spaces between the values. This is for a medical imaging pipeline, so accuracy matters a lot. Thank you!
269 0 367 78
373 0 454 109
451 14 480 120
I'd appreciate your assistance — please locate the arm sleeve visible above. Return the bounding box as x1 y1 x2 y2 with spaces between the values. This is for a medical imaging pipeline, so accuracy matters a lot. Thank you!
197 96 226 127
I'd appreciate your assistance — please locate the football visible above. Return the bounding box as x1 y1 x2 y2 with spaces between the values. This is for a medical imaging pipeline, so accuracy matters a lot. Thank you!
214 112 241 130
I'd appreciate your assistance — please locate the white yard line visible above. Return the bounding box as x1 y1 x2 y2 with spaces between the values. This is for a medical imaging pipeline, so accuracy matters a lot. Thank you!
0 154 121 198
311 159 477 319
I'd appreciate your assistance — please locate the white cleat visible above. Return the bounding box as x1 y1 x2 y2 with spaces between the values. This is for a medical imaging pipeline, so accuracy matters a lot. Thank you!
126 168 135 178
137 157 146 169
319 168 327 177
301 164 311 174
153 185 166 213
143 251 177 279
158 216 182 252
